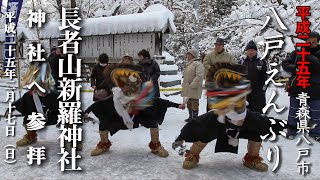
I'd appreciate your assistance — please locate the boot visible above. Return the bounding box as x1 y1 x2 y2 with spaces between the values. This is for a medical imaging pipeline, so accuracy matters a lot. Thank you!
184 109 193 122
183 141 207 169
243 141 268 172
16 124 37 147
91 131 112 156
149 128 168 157
185 109 199 122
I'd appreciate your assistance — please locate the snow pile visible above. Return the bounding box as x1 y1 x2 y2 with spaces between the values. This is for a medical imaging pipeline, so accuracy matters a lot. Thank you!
94 9 113 17
160 64 178 71
160 74 182 83
162 51 175 62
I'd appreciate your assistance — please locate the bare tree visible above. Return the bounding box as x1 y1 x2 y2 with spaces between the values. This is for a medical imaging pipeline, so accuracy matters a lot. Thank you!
56 0 62 19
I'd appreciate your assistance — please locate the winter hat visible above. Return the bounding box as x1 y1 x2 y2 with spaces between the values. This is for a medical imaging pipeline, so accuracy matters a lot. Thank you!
122 54 133 61
215 38 225 45
187 49 199 58
245 40 257 51
309 31 320 41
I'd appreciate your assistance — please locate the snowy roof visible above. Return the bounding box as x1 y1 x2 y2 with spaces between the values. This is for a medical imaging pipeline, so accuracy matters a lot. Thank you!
39 4 176 39
0 26 37 42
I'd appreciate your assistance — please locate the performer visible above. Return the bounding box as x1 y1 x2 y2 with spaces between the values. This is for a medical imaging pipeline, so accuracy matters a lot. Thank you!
84 64 185 157
172 63 286 172
7 42 59 147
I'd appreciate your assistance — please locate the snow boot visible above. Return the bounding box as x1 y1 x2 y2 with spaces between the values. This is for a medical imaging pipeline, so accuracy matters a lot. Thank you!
184 109 193 122
183 141 207 169
243 141 268 172
91 131 111 156
149 128 168 157
16 124 37 147
185 109 199 122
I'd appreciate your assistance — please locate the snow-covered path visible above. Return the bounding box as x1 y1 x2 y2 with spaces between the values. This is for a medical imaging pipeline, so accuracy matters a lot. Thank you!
0 86 319 180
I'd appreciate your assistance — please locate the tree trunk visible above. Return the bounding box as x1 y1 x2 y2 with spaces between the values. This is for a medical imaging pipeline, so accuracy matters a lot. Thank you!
71 0 76 8
56 0 62 19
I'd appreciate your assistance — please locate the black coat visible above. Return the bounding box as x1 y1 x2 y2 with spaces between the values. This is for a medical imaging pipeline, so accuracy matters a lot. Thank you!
175 110 286 154
239 56 267 113
13 91 59 125
90 64 107 89
282 45 320 99
47 53 60 88
85 97 179 135
48 53 59 79
138 60 161 97
90 64 112 101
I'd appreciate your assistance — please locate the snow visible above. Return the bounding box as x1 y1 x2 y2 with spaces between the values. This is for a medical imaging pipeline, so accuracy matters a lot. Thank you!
94 0 122 18
1 86 320 179
160 64 178 71
0 26 37 42
162 51 175 61
94 9 113 17
39 4 176 39
159 74 182 83
144 3 170 13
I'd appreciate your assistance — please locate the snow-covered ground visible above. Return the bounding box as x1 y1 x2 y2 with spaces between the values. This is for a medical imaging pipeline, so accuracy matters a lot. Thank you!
0 84 319 180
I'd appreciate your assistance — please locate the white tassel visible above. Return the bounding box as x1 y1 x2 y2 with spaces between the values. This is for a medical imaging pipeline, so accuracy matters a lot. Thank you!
40 62 47 83
226 109 247 122
112 87 134 130
217 115 226 123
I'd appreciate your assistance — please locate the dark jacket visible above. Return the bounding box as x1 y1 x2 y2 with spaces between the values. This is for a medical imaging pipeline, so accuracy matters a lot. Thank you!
90 64 112 101
91 64 107 89
239 56 267 113
282 45 320 99
13 91 59 125
47 53 59 86
138 60 161 97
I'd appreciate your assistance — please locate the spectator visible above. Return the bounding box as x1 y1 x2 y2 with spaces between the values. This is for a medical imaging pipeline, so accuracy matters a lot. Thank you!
282 31 320 141
121 54 135 65
138 49 160 97
181 49 204 122
203 38 235 112
203 38 235 74
91 53 112 101
239 40 267 114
